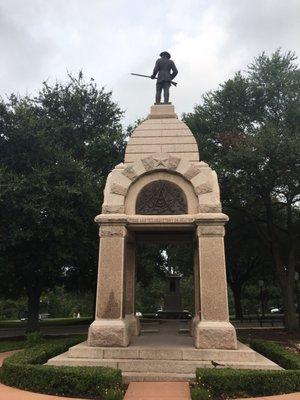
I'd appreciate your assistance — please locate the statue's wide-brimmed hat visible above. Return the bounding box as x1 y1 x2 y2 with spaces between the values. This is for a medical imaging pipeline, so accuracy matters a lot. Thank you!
160 51 171 59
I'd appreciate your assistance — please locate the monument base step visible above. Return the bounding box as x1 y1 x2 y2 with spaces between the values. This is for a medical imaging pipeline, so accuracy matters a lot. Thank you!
46 341 281 376
122 372 196 383
47 353 281 373
65 341 264 362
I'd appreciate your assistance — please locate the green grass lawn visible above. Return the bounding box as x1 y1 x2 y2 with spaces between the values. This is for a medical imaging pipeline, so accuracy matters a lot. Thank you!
0 334 87 353
0 339 26 352
0 317 92 328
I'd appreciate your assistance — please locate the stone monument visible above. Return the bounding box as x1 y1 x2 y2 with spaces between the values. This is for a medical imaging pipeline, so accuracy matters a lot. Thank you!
48 60 280 378
85 102 237 349
164 274 182 312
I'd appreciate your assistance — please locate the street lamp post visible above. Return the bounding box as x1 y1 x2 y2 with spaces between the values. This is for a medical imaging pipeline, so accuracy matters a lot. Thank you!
295 272 299 328
258 280 265 318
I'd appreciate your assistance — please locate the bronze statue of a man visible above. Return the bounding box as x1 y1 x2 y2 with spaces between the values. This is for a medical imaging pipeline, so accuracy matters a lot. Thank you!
151 51 178 104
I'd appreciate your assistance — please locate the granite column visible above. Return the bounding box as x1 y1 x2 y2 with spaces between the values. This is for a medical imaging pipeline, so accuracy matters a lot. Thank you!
125 237 140 336
194 223 237 349
88 224 130 347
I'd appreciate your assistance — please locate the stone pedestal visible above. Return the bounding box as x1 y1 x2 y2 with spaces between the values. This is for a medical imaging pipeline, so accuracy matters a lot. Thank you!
147 104 178 119
88 319 130 347
194 320 237 350
125 314 140 337
191 314 200 338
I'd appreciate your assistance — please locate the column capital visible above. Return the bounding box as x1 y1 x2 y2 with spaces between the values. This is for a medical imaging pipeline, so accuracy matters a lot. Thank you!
99 224 127 238
196 224 225 237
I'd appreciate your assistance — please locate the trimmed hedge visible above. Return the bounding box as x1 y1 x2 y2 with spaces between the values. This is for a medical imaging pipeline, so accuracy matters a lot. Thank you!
250 339 300 370
196 368 300 397
0 337 123 399
190 386 211 400
193 340 300 398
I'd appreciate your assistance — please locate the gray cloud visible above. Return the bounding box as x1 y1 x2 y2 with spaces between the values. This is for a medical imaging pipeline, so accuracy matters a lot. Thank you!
0 0 299 124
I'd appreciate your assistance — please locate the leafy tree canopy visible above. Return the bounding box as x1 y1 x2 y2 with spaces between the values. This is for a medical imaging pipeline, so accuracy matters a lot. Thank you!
184 50 300 330
0 73 125 330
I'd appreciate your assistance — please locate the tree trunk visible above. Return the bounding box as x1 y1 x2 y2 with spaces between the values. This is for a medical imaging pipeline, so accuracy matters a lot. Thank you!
264 199 298 331
231 284 243 319
282 281 298 331
26 287 41 332
273 250 298 331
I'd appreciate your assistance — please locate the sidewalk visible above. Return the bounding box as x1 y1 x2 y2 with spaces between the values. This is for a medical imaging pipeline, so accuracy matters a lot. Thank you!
124 382 191 400
238 395 300 400
0 383 87 400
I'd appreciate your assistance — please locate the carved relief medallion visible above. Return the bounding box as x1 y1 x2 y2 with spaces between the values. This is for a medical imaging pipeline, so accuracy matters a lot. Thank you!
136 180 187 215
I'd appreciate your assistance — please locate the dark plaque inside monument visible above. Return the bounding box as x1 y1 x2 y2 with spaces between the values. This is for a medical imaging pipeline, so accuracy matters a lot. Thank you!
164 274 182 311
136 180 187 215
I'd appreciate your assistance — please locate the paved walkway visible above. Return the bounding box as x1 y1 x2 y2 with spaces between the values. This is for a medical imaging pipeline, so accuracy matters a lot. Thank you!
238 395 300 400
0 350 18 365
0 384 87 400
124 382 191 400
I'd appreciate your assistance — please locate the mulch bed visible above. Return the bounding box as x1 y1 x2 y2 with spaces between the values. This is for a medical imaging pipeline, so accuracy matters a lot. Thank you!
237 328 300 353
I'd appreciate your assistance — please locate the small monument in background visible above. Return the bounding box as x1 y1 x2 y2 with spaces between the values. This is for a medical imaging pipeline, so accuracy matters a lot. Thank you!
164 274 182 312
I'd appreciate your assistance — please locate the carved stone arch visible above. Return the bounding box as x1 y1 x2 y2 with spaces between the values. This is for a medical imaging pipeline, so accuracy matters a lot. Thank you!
101 155 221 214
136 180 188 215
124 170 199 215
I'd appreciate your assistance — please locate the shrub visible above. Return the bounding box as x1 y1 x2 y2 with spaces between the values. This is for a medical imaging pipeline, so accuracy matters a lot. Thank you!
190 386 211 400
0 337 123 399
250 339 300 370
105 388 125 400
25 331 43 346
196 368 300 397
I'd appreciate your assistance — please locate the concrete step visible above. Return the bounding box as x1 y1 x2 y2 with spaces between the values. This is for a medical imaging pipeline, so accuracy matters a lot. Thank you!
47 352 281 373
68 341 258 362
122 372 195 383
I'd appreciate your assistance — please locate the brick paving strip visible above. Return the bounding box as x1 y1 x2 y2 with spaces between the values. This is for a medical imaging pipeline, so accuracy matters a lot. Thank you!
238 395 300 400
0 351 299 400
0 383 87 400
124 381 191 400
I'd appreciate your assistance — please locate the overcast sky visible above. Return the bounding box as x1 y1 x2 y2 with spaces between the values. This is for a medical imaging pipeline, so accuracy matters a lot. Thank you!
1 0 300 125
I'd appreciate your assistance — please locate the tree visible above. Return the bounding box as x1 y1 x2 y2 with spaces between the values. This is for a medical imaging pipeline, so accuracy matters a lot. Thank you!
0 73 125 331
184 50 300 330
225 210 273 318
